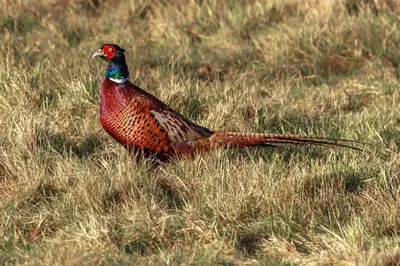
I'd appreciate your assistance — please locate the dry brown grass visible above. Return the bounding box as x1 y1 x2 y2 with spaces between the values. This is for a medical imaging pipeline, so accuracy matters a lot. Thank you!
1 0 400 265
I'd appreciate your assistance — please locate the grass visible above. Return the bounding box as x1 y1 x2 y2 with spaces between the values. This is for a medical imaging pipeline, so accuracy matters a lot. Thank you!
0 0 400 265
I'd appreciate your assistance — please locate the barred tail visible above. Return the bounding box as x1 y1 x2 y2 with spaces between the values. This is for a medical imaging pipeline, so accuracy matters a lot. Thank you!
209 131 365 151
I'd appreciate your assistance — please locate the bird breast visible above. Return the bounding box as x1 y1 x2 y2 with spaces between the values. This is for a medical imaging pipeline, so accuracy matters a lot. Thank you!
100 80 133 145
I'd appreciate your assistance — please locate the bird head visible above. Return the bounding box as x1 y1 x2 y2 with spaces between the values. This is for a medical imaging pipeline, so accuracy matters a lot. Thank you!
92 44 126 62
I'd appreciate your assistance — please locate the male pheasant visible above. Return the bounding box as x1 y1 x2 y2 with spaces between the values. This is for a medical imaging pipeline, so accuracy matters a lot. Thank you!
92 44 362 163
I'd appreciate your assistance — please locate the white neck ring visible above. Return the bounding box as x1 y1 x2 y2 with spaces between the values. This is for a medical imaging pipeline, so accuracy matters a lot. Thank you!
109 76 129 84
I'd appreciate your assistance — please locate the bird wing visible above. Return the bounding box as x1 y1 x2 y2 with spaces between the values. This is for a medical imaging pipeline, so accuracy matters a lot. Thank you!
122 84 213 154
149 107 212 143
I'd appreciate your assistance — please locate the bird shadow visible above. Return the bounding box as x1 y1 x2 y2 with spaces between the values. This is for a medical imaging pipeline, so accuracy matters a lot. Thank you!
229 145 337 166
34 128 107 159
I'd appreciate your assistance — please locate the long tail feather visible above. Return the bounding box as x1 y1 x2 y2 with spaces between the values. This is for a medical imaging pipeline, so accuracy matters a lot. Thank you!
210 131 365 152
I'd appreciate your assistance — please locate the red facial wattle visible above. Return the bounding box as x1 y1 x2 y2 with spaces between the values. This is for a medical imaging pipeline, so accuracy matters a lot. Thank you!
103 45 116 59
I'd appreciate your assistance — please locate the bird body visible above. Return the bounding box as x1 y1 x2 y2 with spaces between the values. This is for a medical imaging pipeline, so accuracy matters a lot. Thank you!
99 78 214 161
93 44 361 163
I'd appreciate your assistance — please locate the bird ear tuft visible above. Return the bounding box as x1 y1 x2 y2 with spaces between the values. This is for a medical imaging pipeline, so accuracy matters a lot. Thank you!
117 46 126 53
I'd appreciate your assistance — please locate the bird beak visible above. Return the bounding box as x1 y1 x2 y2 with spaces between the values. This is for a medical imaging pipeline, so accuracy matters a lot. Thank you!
92 49 105 59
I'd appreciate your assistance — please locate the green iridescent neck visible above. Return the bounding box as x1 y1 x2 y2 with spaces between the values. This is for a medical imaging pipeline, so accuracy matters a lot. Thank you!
105 55 130 83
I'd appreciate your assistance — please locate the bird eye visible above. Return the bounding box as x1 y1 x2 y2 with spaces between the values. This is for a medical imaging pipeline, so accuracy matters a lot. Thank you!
108 48 113 52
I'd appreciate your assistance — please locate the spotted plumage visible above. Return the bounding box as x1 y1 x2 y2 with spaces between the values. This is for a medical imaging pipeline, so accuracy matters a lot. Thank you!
93 44 363 163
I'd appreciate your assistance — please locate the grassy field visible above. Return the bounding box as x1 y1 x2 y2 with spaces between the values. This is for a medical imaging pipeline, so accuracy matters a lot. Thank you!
1 0 400 265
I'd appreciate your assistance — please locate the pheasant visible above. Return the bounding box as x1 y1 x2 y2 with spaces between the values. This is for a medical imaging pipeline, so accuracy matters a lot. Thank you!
92 44 362 163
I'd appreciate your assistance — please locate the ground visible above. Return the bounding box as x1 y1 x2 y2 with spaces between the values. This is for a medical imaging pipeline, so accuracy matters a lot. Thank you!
1 0 400 265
